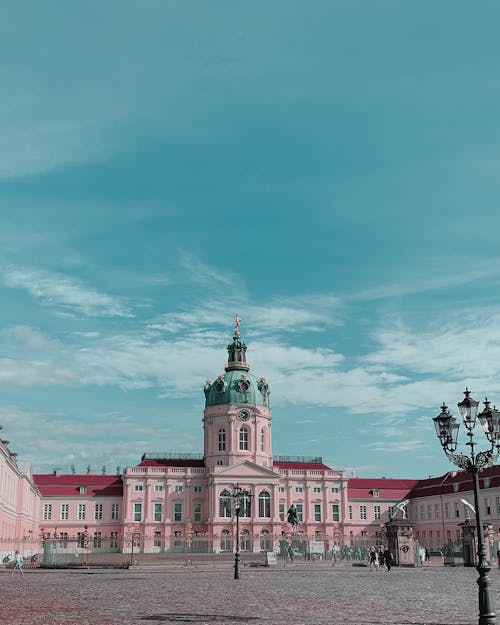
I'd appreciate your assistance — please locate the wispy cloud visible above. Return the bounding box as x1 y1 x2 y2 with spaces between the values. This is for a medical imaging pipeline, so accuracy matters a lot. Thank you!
150 295 341 336
1 266 132 318
355 261 500 301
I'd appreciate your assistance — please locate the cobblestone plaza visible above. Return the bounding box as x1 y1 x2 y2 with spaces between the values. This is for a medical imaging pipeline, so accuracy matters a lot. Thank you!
3 561 500 625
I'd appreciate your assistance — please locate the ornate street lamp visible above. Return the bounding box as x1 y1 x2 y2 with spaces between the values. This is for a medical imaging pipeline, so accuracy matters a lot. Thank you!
433 388 500 625
231 483 253 580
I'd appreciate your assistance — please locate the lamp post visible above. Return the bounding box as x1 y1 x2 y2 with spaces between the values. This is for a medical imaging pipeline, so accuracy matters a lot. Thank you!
433 388 500 625
231 483 252 580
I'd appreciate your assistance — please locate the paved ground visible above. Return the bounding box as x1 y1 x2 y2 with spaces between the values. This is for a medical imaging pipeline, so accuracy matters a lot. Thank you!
3 561 500 625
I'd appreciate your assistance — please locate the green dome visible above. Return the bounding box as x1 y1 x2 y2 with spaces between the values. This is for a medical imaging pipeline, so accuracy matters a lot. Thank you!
203 331 270 408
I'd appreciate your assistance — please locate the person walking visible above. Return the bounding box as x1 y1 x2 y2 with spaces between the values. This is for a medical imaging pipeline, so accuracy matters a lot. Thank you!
11 550 24 576
383 546 393 572
378 546 385 571
369 547 378 571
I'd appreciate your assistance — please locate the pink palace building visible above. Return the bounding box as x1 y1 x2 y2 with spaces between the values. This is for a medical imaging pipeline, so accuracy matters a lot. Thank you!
3 321 500 561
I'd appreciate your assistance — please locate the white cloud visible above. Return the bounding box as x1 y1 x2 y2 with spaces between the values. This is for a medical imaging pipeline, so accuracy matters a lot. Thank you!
1 266 132 317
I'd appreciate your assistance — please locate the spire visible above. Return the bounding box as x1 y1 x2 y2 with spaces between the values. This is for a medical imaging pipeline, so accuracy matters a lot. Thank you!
225 314 249 371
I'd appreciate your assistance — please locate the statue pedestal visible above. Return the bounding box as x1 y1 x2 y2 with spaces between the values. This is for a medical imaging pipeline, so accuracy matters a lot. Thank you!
385 518 416 567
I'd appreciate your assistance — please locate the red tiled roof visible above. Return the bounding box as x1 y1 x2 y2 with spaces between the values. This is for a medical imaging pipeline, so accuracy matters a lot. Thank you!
137 459 205 467
348 478 419 499
34 474 123 497
408 465 500 499
273 461 333 471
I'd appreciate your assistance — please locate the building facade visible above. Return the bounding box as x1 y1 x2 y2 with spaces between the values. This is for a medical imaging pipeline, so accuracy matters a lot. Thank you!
0 436 41 557
3 321 500 561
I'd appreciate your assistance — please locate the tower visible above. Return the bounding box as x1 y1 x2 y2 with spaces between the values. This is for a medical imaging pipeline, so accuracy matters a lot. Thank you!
203 316 272 469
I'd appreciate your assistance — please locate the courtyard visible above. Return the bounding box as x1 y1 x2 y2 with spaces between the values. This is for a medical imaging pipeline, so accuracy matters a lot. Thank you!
3 560 500 625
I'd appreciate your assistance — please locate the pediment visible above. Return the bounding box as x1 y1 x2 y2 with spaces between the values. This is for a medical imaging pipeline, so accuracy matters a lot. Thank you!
213 460 280 480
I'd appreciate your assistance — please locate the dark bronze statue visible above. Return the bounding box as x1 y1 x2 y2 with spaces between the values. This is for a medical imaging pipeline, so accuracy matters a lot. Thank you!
287 504 299 526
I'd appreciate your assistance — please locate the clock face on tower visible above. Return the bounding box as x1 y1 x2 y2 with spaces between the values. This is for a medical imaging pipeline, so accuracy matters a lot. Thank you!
238 409 250 422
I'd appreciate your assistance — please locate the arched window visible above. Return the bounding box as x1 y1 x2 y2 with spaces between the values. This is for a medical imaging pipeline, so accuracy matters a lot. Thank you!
260 529 272 552
240 490 252 518
219 490 232 518
239 428 249 451
241 529 251 551
218 429 226 451
220 529 232 552
258 491 271 518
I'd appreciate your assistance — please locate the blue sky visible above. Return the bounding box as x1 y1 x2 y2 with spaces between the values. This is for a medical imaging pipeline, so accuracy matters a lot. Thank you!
2 1 500 478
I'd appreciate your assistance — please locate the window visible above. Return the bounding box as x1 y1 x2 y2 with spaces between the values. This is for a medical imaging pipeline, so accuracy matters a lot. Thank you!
95 503 103 520
110 532 119 549
371 489 379 497
485 498 491 516
216 459 224 466
314 503 322 522
154 531 161 547
78 504 86 520
241 529 251 551
194 485 202 493
484 477 491 488
93 532 102 549
279 486 285 493
154 502 162 522
360 505 367 520
173 502 182 522
220 530 232 552
43 504 52 520
134 502 142 522
260 530 272 552
313 487 321 493
295 487 303 493
111 503 120 520
496 496 500 514
420 505 425 521
235 490 251 517
348 505 353 520
453 483 459 493
193 502 202 522
239 428 249 451
331 487 339 493
279 502 285 521
258 491 271 518
296 503 303 522
79 486 86 494
174 485 183 493
134 484 143 492
332 503 340 522
219 490 232 518
444 503 450 519
434 504 440 520
427 504 432 520
60 504 69 520
218 429 226 451
260 429 265 452
154 484 163 492
454 502 459 518
374 505 381 520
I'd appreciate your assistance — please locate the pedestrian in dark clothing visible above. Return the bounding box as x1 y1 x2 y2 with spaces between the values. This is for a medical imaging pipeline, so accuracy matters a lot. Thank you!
383 547 393 571
378 547 385 570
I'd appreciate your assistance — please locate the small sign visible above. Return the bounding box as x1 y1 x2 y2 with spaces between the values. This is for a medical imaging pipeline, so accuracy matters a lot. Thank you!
266 552 277 565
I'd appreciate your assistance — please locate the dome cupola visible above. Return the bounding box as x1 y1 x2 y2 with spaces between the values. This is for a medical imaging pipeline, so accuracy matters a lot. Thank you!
203 315 270 408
